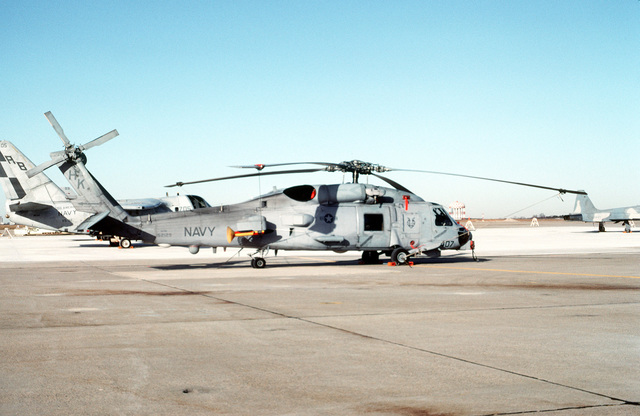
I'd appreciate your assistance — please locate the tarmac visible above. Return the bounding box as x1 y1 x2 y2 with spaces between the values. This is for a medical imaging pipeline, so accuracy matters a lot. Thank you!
1 223 639 415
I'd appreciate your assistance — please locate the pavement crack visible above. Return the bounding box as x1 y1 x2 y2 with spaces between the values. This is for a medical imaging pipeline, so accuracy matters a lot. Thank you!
478 402 638 415
286 316 636 409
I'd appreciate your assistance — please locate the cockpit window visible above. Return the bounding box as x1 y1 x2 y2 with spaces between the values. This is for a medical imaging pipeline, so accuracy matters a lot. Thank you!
188 195 210 209
433 207 453 226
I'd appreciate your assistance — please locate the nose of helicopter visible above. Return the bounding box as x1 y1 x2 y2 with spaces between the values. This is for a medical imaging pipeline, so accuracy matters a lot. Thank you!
458 226 472 248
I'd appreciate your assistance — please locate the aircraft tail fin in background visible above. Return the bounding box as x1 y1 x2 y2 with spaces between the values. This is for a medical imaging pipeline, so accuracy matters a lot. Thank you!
572 192 597 215
0 140 69 211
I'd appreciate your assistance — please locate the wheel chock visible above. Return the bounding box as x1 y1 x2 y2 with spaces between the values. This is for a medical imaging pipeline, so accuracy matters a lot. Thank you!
387 261 414 266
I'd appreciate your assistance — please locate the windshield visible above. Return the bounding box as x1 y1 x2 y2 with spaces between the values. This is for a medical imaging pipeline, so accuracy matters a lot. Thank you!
433 207 454 226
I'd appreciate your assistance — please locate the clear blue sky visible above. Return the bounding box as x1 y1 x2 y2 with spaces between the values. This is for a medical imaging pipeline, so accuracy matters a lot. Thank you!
1 1 638 219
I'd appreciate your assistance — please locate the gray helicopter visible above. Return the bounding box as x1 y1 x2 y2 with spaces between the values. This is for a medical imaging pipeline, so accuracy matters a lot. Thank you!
27 113 587 268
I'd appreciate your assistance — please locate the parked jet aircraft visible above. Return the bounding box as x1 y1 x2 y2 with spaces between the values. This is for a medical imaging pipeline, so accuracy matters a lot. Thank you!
1 139 210 246
565 193 639 232
25 112 587 267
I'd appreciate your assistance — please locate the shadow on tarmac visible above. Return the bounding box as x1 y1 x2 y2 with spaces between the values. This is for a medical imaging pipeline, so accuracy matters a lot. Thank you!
151 254 489 271
76 242 157 248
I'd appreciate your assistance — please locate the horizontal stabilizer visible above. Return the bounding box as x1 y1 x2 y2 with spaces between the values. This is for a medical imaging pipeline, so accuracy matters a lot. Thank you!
74 211 111 232
8 201 51 212
119 198 164 210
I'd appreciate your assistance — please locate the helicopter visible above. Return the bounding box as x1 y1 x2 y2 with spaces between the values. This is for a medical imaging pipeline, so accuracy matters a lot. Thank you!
0 139 210 242
26 113 587 268
1 113 211 246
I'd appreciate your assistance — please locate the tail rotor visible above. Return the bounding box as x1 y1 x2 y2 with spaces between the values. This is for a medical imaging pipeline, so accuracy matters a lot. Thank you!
26 112 119 178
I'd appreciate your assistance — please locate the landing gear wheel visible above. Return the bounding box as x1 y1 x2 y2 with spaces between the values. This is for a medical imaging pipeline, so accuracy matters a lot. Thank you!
361 251 380 264
598 222 605 232
119 238 132 249
251 257 266 268
391 248 409 265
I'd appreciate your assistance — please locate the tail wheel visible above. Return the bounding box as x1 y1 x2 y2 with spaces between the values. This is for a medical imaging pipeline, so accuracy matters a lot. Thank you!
251 257 266 268
391 248 409 265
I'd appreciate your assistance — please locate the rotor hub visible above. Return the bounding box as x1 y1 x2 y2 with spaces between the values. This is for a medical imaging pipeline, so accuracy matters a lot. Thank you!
328 160 390 175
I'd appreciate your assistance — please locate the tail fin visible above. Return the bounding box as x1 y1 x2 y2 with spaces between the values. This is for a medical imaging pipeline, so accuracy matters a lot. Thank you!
58 158 129 221
57 158 153 241
0 140 69 211
573 192 597 215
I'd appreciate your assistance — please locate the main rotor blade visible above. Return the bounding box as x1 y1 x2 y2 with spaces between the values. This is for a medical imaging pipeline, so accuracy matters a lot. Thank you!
44 111 71 147
230 162 337 170
166 168 326 187
26 153 67 178
371 173 413 194
79 129 119 152
391 168 587 195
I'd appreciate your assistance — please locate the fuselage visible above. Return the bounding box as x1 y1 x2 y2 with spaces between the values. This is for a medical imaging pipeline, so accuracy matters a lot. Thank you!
117 183 470 253
569 194 640 223
576 206 640 223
